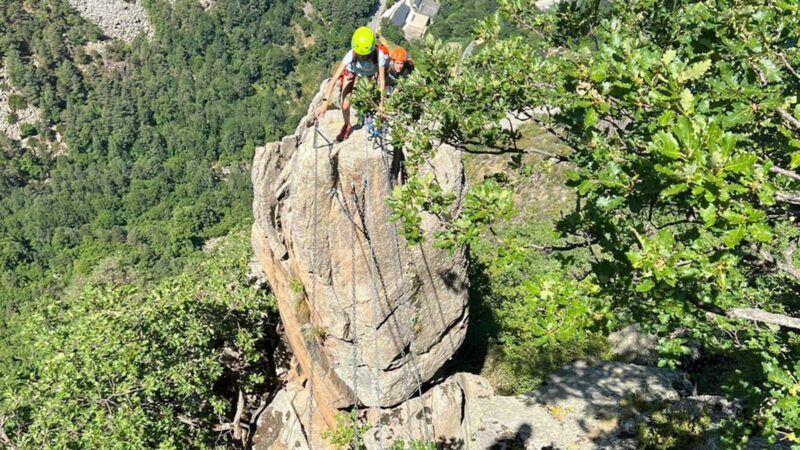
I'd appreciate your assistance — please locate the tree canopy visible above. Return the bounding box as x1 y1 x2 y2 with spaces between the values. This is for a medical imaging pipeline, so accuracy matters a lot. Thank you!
385 0 800 443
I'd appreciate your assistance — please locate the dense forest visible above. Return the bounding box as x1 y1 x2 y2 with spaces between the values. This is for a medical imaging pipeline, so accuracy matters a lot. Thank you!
0 0 375 447
2 0 799 448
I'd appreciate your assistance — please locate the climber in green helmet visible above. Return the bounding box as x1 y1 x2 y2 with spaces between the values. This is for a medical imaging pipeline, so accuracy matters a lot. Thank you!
314 26 388 142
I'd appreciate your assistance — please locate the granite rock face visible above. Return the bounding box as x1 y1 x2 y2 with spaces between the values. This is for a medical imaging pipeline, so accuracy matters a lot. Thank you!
67 0 153 43
251 81 469 410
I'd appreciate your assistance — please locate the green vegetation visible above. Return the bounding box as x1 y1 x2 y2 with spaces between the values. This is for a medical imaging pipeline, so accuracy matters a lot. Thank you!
380 18 407 46
385 0 800 444
618 394 718 449
636 407 715 450
2 0 800 446
0 229 276 448
0 0 375 446
323 413 435 450
323 412 370 450
457 133 612 393
428 0 499 43
388 440 436 450
0 0 379 300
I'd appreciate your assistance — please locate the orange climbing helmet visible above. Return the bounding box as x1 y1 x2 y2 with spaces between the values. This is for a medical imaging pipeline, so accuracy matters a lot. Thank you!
390 47 408 62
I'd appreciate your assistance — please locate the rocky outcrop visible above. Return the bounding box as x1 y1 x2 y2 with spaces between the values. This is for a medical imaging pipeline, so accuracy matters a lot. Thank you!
67 0 153 43
251 382 332 450
608 324 659 365
251 82 469 423
255 360 743 450
363 361 693 450
0 67 40 141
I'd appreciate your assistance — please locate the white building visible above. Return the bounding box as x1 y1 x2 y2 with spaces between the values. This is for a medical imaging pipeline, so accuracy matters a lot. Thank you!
382 0 440 40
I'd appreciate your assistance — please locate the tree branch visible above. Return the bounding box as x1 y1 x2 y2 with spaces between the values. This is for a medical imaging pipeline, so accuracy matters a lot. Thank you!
177 414 201 428
749 61 800 133
769 165 800 182
688 294 800 330
526 240 592 252
777 107 800 131
232 389 245 441
0 416 18 450
453 140 569 161
775 191 800 205
655 219 699 230
726 308 800 330
758 238 800 280
777 52 800 82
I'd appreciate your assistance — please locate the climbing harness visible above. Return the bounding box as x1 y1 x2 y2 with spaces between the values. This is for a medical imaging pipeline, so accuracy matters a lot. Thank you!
364 112 385 142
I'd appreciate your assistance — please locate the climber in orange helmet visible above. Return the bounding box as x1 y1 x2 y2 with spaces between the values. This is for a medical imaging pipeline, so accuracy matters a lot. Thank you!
386 46 415 96
314 27 389 142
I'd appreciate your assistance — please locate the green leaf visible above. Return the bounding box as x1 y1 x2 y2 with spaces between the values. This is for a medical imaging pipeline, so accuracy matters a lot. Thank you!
657 110 676 127
679 59 711 82
661 49 677 66
790 152 800 169
757 57 782 82
596 195 624 209
699 204 717 225
725 154 757 174
679 89 694 112
722 104 754 128
766 366 795 387
584 108 599 127
626 251 643 267
721 226 747 248
749 223 773 242
635 279 655 292
656 228 675 248
653 131 682 159
660 183 689 198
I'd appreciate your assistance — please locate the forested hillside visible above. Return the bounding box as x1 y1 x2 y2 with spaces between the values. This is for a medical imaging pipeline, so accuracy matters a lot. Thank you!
0 0 372 306
3 0 800 448
0 0 375 447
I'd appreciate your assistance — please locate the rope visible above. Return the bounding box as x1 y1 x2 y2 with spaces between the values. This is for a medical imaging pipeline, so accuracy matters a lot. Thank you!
376 124 433 444
361 137 384 450
349 197 362 449
375 140 422 438
306 121 321 449
306 117 435 448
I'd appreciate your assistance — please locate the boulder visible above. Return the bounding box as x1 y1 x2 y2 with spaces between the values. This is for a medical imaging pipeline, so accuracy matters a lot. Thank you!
251 81 469 414
251 384 311 450
253 361 760 450
251 382 330 450
608 324 659 365
363 361 695 450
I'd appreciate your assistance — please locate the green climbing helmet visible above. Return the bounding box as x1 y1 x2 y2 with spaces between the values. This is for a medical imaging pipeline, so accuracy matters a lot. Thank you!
351 26 375 56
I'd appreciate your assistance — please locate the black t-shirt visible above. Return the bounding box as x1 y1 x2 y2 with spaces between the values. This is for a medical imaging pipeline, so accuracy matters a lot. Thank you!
387 60 415 86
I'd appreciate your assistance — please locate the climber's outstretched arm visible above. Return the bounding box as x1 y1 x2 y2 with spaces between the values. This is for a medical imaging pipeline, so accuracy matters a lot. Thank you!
378 65 386 111
315 62 347 118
